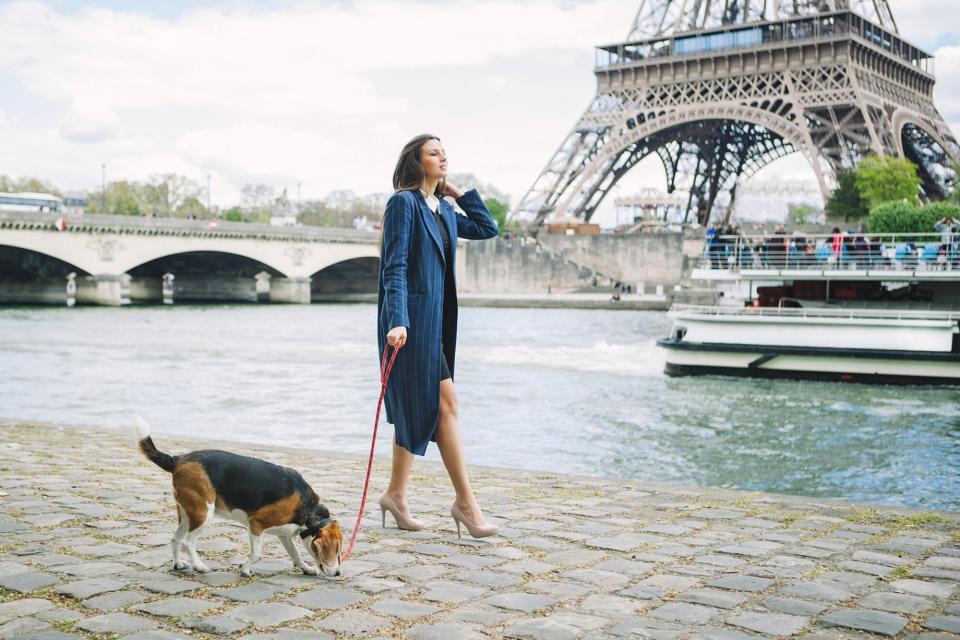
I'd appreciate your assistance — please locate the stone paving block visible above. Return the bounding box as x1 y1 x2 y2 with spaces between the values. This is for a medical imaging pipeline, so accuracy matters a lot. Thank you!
54 577 125 599
196 571 245 587
212 581 287 602
346 575 407 594
781 582 854 602
649 602 718 625
762 597 827 616
640 574 701 592
837 560 892 577
696 554 747 567
0 616 51 638
178 614 250 635
858 591 934 614
498 560 558 575
13 632 87 640
0 571 59 593
289 585 366 610
459 570 523 588
525 579 591 599
440 554 502 569
227 602 313 625
503 612 609 640
560 568 632 588
240 631 333 640
385 565 450 582
888 579 954 598
484 592 557 612
816 571 876 593
577 594 642 617
422 580 490 604
369 598 440 619
46 561 131 577
709 575 774 592
135 597 219 617
851 550 910 566
677 587 750 609
818 608 907 636
36 608 84 624
923 616 960 634
926 556 960 571
619 584 666 600
82 589 152 610
0 598 55 624
608 616 686 640
76 612 159 634
405 622 485 640
727 611 809 636
312 610 392 635
123 632 194 640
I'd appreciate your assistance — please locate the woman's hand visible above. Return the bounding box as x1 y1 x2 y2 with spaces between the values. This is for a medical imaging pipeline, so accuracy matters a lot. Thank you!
442 182 465 199
386 326 407 349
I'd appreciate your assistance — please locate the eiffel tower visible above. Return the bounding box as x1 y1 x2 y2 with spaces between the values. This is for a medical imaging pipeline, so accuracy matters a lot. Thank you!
514 0 959 228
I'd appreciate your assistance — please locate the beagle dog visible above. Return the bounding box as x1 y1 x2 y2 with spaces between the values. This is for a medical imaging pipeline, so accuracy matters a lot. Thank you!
134 418 342 577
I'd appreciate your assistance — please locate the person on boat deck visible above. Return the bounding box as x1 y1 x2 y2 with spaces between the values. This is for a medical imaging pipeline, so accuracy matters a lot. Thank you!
936 216 958 264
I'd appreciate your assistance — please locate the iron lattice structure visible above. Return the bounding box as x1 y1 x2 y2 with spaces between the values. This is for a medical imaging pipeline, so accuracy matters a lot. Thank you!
514 0 958 229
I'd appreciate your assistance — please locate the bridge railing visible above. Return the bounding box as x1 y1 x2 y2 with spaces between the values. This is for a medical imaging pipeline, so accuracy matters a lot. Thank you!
698 231 960 274
0 211 379 243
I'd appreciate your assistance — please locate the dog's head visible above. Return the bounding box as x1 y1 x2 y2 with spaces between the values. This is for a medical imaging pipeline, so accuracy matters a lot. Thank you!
301 508 342 577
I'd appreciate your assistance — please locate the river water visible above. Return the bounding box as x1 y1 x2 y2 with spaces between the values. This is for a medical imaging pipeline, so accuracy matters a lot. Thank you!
1 304 957 510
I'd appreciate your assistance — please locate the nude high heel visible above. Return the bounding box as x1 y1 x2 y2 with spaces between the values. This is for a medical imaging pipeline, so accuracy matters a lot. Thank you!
378 494 424 531
450 502 498 539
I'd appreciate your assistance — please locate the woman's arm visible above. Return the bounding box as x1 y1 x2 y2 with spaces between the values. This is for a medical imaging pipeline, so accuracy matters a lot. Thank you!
381 192 413 332
443 184 499 240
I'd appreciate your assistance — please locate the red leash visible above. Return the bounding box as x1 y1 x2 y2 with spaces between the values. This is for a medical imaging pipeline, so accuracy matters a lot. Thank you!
341 343 400 561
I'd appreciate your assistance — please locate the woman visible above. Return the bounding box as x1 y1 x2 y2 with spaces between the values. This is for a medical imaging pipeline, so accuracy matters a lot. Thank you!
377 134 499 538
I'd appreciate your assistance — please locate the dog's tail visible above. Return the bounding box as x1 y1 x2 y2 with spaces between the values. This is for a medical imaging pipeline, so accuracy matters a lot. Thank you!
134 416 178 473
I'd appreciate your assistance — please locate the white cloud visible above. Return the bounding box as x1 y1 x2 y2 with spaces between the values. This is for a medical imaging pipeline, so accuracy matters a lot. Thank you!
0 107 7 129
58 94 122 143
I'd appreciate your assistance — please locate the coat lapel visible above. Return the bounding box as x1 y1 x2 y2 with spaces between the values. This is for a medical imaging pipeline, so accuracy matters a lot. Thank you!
416 192 445 264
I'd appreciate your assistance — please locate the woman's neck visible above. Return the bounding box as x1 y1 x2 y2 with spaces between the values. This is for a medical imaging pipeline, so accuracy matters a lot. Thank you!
421 179 439 197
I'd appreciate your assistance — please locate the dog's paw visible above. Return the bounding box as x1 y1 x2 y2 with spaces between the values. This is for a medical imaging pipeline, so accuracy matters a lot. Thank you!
238 564 253 577
173 561 192 571
192 561 211 573
300 564 319 576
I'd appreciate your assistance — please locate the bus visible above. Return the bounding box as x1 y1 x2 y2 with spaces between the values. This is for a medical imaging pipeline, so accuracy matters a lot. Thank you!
0 192 63 213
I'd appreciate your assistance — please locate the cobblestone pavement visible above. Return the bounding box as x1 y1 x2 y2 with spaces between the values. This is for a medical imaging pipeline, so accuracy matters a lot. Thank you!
1 420 959 640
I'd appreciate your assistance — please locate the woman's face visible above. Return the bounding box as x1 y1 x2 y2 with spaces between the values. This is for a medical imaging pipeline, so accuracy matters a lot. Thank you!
419 139 447 182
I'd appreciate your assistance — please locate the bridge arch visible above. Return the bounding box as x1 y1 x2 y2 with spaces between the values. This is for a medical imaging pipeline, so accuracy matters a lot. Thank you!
554 104 818 222
310 256 379 297
114 241 291 277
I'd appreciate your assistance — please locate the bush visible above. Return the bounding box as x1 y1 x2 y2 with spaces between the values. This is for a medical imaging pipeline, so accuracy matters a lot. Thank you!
868 201 956 233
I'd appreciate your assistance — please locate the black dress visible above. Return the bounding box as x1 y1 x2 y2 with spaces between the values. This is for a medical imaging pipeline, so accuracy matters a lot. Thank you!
432 208 454 381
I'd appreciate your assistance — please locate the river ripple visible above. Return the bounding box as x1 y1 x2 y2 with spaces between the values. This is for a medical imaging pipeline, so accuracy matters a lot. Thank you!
1 304 957 509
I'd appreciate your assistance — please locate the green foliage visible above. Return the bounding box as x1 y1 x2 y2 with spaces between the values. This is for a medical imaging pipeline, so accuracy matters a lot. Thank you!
825 170 867 221
787 204 816 225
223 206 244 222
484 197 509 234
0 175 63 197
867 201 952 233
854 156 922 209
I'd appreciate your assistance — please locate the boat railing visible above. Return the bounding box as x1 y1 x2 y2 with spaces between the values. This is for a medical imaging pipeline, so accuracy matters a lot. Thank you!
698 231 960 274
671 303 960 323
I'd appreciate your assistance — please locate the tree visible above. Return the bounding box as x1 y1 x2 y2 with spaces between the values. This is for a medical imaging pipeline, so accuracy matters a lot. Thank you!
787 204 816 225
109 181 142 216
854 156 922 209
484 197 509 233
0 175 62 197
825 170 867 221
174 196 205 219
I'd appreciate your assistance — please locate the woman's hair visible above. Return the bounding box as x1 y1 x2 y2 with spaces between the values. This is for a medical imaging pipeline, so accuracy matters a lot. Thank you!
392 134 446 196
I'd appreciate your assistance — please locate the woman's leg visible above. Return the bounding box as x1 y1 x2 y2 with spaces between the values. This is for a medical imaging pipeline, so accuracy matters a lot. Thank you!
435 379 490 526
385 443 415 517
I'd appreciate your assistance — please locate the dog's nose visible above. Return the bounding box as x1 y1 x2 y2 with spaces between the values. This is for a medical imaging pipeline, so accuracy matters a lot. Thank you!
334 569 341 577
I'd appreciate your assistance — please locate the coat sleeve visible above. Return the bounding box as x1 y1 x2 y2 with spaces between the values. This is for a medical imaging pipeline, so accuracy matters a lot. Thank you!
454 189 499 240
381 192 413 330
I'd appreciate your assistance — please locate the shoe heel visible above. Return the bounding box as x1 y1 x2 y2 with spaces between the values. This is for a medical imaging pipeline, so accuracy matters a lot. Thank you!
454 518 462 539
381 507 386 528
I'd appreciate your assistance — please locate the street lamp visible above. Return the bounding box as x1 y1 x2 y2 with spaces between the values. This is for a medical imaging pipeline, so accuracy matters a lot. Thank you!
101 163 106 214
206 174 211 215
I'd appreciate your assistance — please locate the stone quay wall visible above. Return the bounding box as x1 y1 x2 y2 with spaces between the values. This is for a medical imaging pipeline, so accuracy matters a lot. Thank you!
1 419 959 639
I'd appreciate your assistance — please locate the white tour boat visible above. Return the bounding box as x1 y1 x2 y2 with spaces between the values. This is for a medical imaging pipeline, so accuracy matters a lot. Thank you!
657 231 960 384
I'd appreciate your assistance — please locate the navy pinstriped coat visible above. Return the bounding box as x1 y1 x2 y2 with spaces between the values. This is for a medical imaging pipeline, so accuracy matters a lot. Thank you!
377 188 499 455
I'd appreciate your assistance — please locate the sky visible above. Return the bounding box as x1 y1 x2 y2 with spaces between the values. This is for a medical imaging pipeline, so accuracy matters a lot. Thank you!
1 0 958 226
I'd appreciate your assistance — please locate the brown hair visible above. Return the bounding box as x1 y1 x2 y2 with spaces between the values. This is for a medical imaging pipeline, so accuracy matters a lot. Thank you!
392 134 446 196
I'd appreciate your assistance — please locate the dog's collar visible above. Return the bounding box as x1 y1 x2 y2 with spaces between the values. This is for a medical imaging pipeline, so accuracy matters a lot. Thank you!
300 517 334 538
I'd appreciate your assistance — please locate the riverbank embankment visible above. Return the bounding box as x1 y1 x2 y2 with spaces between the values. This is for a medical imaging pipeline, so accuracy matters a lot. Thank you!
1 420 958 639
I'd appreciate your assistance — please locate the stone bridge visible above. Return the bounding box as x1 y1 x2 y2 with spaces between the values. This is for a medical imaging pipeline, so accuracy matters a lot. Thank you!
0 213 381 305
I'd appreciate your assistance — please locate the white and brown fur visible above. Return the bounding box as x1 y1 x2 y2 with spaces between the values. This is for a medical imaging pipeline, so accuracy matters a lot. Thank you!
135 418 342 577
